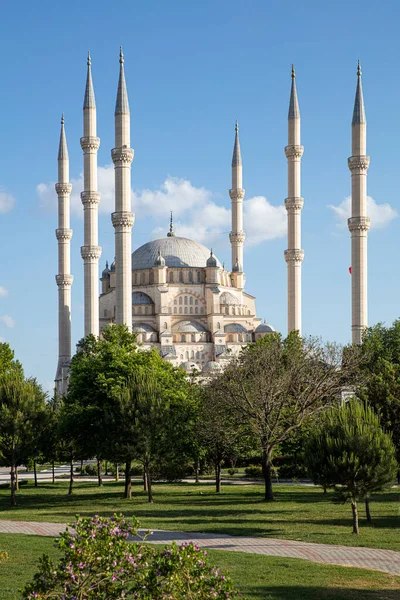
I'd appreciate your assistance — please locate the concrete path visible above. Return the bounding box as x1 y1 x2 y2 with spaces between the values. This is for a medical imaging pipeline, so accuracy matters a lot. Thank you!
0 519 399 575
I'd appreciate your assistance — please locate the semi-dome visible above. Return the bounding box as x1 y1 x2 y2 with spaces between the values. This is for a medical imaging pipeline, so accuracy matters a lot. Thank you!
173 320 208 333
132 236 221 270
132 291 153 305
202 361 222 373
224 323 248 333
220 292 240 305
181 361 200 373
255 322 275 333
132 322 156 333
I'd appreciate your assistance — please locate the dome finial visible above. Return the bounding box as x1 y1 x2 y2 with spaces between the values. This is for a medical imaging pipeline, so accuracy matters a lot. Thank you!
119 46 124 64
87 51 91 67
61 113 64 125
291 63 296 79
235 119 239 133
167 210 176 237
357 59 362 77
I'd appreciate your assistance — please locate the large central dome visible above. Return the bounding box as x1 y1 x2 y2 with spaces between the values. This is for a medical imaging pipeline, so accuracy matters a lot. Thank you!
131 236 221 270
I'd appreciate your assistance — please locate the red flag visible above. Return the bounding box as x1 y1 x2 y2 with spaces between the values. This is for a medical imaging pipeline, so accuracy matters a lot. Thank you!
349 266 352 275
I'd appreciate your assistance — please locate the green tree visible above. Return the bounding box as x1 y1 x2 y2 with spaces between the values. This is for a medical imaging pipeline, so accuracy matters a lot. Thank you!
208 332 360 501
0 342 23 378
0 375 47 505
305 398 397 534
357 320 400 481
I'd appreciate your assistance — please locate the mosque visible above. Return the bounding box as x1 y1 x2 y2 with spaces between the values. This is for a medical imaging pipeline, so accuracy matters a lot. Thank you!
54 50 369 394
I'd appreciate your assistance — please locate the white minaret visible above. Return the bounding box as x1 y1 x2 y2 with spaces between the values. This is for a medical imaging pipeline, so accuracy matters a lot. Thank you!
112 47 134 329
229 121 246 275
55 115 73 394
80 52 101 338
348 61 370 344
284 65 304 335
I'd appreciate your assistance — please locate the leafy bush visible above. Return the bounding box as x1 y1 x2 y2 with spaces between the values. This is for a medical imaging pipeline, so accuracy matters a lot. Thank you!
244 465 263 478
77 463 98 476
228 468 238 476
22 514 242 599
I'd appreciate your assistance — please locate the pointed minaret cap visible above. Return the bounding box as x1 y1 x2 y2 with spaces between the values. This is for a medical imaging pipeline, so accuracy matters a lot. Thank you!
232 120 242 167
115 46 130 115
58 113 68 160
288 64 300 119
83 51 96 109
167 211 176 237
352 60 366 124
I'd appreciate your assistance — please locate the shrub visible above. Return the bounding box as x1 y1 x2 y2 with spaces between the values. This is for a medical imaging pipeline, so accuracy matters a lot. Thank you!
228 468 238 476
21 514 243 599
244 465 263 479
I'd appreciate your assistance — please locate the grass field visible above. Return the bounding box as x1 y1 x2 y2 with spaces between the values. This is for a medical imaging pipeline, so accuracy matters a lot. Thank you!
0 532 399 600
0 481 399 550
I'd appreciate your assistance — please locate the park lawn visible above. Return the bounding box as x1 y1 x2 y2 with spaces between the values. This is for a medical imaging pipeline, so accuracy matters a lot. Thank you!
0 481 399 550
0 533 399 600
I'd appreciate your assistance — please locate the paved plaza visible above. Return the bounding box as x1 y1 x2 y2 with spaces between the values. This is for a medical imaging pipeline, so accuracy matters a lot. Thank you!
0 519 399 576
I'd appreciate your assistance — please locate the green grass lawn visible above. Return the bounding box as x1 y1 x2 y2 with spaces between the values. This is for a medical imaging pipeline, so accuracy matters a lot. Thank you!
0 533 399 600
0 481 399 550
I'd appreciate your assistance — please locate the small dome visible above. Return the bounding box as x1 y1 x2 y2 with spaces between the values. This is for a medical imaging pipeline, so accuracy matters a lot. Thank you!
206 250 217 268
224 323 248 333
102 261 110 278
154 249 166 267
181 362 200 373
255 322 275 333
132 291 153 305
202 361 222 373
110 258 116 272
220 292 240 305
132 322 156 333
173 320 208 333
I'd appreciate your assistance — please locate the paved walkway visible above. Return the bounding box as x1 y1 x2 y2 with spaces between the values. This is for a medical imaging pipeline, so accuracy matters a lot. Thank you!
0 519 399 575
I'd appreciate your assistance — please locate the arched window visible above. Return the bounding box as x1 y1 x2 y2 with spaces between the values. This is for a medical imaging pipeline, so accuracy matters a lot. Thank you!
137 307 142 315
225 306 229 314
238 334 243 342
134 273 138 285
189 307 193 314
184 296 188 305
149 272 154 284
197 271 201 283
185 351 189 360
169 271 174 283
181 335 186 343
196 351 200 360
180 354 183 360
164 322 167 329
184 307 188 314
179 296 183 305
217 322 221 330
174 299 177 305
174 307 177 314
188 271 193 283
228 334 233 342
179 271 183 283
195 307 198 314
104 309 107 317
189 296 193 305
195 299 198 305
191 334 195 342
191 350 194 359
141 273 145 284
200 307 204 314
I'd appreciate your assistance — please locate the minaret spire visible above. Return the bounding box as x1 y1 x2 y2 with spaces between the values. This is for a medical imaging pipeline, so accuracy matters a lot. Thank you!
229 121 245 287
167 211 176 237
55 115 73 394
80 51 101 338
112 47 134 329
348 60 370 344
284 63 304 335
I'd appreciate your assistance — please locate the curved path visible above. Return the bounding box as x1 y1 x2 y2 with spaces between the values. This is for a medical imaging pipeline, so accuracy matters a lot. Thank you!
0 519 399 575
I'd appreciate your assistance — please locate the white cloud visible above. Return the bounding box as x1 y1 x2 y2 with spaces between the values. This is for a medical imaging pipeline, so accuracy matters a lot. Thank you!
0 286 8 297
0 336 6 343
0 189 16 214
329 196 398 230
0 315 15 328
38 171 286 246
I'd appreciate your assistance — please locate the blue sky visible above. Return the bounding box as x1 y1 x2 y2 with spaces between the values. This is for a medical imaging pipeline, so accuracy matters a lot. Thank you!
0 0 399 392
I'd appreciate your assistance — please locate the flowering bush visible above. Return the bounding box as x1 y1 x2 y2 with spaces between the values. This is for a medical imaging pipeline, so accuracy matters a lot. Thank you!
21 514 243 599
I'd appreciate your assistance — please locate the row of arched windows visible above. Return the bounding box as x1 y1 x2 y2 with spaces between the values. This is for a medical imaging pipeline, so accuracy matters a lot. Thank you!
132 270 204 285
179 351 206 361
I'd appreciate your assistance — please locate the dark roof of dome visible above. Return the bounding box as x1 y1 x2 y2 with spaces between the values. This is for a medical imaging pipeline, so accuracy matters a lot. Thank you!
132 322 156 333
132 236 221 270
132 291 153 305
255 322 275 333
173 320 208 333
224 323 248 333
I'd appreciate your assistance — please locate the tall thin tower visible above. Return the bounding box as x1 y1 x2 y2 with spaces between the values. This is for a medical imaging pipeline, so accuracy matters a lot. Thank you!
348 61 370 344
80 52 101 337
55 115 73 394
284 65 304 335
229 121 246 275
112 47 134 328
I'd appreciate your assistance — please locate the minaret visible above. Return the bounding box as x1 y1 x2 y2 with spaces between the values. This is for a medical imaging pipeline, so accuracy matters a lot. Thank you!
284 65 304 335
80 52 101 337
112 47 134 328
229 121 246 277
55 115 73 393
348 61 370 344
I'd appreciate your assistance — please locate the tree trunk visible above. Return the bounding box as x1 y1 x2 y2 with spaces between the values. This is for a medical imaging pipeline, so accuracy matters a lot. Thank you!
52 460 55 484
323 484 327 494
97 458 103 487
33 460 38 487
145 459 153 503
215 462 221 493
115 463 119 482
10 463 17 506
143 467 147 492
195 458 199 484
15 467 19 491
68 457 74 495
365 496 372 523
80 459 83 475
397 469 400 485
124 459 132 499
104 461 108 476
351 500 359 534
261 449 274 502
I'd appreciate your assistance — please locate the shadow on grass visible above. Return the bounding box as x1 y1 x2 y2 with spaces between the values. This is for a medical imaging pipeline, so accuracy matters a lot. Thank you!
244 586 400 600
